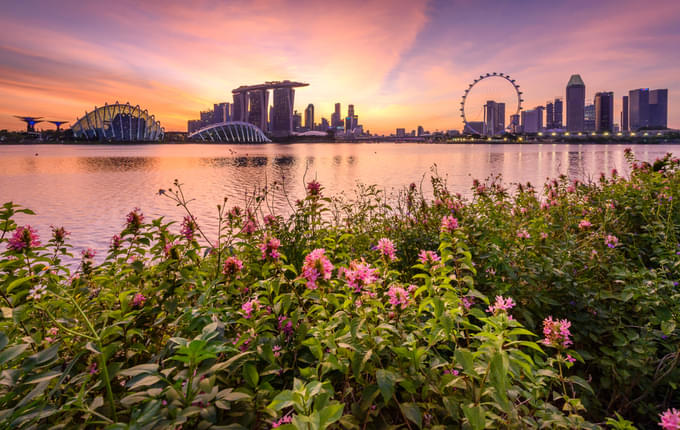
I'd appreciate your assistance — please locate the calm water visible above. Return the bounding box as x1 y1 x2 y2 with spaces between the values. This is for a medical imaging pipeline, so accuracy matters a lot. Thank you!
0 142 676 256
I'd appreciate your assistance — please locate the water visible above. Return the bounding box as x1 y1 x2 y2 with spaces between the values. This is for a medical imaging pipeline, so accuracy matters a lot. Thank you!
0 142 676 256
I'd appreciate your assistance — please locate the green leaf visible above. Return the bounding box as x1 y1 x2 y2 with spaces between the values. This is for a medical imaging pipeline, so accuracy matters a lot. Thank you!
568 375 594 395
661 320 676 335
399 402 422 428
462 404 485 430
454 348 476 377
268 390 294 411
376 369 396 402
128 375 161 390
6 276 35 293
243 363 259 388
319 402 344 427
118 363 159 377
0 343 29 365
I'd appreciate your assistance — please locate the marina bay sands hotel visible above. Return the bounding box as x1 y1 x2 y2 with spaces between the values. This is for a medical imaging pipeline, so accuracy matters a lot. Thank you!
231 80 308 137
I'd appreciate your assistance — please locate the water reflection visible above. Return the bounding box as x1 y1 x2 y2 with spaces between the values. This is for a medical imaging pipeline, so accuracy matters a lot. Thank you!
0 143 676 257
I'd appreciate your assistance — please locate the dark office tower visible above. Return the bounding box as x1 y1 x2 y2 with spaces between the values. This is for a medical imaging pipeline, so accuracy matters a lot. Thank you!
320 118 329 130
566 74 585 131
649 89 668 128
232 92 247 122
417 125 424 136
509 114 520 133
331 103 341 128
292 110 302 130
554 98 563 128
546 101 554 129
247 89 269 132
483 101 505 135
595 92 614 132
345 104 355 132
213 102 230 123
304 104 314 129
621 96 629 131
271 87 295 136
629 89 650 130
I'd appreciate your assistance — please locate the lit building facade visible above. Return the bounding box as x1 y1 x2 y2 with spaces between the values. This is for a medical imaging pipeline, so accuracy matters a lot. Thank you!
483 100 505 135
304 104 314 129
621 96 629 131
594 92 614 132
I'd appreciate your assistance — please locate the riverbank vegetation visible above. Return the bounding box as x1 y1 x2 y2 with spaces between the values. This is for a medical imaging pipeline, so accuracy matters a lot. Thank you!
0 149 678 429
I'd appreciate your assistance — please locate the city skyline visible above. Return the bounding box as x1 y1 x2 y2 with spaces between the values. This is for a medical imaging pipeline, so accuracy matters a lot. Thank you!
1 0 679 133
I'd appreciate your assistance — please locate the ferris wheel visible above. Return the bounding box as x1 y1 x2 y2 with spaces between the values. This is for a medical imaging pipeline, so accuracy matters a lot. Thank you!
460 72 523 135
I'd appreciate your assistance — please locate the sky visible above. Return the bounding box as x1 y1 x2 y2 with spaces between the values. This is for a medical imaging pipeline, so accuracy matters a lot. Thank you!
1 0 679 134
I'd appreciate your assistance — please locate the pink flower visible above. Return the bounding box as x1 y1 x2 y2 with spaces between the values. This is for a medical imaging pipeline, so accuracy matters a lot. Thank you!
273 345 282 357
125 208 144 231
50 226 69 244
110 234 121 251
223 256 244 277
660 408 680 430
306 180 321 197
387 285 411 310
486 295 515 314
131 293 146 308
48 327 59 336
88 362 98 375
263 214 277 226
259 236 281 261
343 259 379 293
243 217 257 234
443 368 459 376
578 220 592 230
81 248 96 261
517 229 530 239
242 298 260 319
441 215 459 233
7 225 40 252
605 235 619 248
180 216 198 241
301 248 334 290
376 238 397 261
461 296 474 309
418 250 441 266
272 415 293 428
565 354 576 363
28 284 47 301
542 316 573 348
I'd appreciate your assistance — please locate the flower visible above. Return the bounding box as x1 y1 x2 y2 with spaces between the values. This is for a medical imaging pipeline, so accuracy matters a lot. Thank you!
243 217 257 234
343 259 379 293
540 232 548 240
48 327 59 336
486 295 515 314
387 285 411 310
565 354 576 363
376 238 397 261
180 215 198 241
259 236 281 261
125 208 144 232
542 316 573 348
81 248 96 262
272 415 293 428
110 234 121 251
131 293 146 307
418 250 441 266
440 215 459 233
273 345 282 357
242 298 260 319
578 219 592 229
659 408 680 430
605 235 619 248
50 226 69 244
517 229 530 239
301 248 334 290
223 256 244 277
461 296 474 309
7 225 40 252
28 284 47 300
88 362 98 375
306 180 321 196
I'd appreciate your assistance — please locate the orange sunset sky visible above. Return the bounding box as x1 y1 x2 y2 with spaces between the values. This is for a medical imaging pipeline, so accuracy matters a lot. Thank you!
1 0 679 134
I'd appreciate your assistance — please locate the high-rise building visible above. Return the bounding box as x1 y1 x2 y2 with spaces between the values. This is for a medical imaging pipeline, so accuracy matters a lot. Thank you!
649 89 668 128
247 90 269 132
521 107 543 133
595 92 614 132
584 104 595 132
292 110 302 130
509 114 520 133
483 100 505 135
566 74 585 132
232 92 247 122
271 87 296 136
320 118 329 131
396 128 406 137
546 101 554 129
417 125 424 136
629 88 650 130
621 96 629 131
554 98 563 128
331 103 341 128
304 104 314 129
345 104 357 132
213 102 230 123
188 102 231 133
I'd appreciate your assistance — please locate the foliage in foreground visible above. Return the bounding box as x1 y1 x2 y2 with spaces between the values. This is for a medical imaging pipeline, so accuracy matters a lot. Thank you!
0 149 678 429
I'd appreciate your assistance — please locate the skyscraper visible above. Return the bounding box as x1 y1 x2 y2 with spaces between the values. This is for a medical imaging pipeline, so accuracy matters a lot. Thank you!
232 92 247 122
566 74 585 132
546 101 554 129
621 96 629 131
483 100 505 135
345 104 356 132
584 104 595 132
629 88 650 130
292 110 301 130
649 89 668 128
417 125 424 137
247 90 269 132
521 108 542 133
271 87 296 136
304 104 314 129
331 103 341 128
594 92 614 132
554 98 563 128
